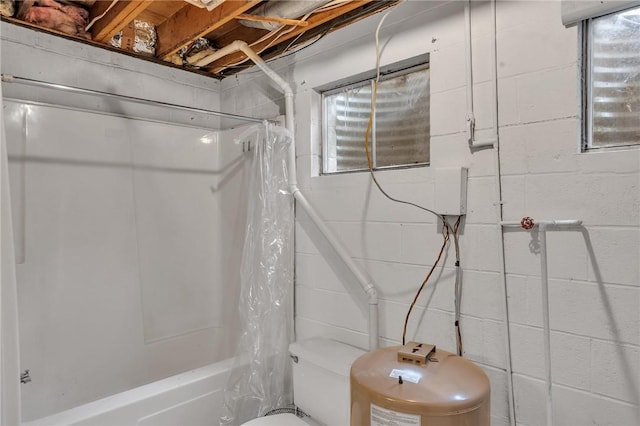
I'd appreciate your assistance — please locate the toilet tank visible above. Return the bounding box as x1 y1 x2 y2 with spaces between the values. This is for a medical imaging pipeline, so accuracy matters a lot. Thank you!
289 338 365 426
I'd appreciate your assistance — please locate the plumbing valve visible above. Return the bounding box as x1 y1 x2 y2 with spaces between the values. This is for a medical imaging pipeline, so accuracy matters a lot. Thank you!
520 217 535 230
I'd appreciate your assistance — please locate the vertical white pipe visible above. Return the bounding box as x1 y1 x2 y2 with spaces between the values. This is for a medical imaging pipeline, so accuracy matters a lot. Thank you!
369 304 379 352
539 223 553 426
500 219 582 426
198 41 380 350
464 0 475 144
465 0 497 149
482 0 516 424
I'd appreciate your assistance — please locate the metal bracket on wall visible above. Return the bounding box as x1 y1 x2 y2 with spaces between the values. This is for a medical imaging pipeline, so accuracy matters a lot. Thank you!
20 369 31 384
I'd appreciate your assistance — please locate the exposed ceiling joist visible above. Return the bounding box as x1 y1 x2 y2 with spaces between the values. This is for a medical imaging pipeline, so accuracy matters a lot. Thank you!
89 0 155 43
3 0 400 79
156 0 262 59
204 0 374 73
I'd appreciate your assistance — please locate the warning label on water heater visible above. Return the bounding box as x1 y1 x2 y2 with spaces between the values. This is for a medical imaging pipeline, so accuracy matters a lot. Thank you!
370 404 421 426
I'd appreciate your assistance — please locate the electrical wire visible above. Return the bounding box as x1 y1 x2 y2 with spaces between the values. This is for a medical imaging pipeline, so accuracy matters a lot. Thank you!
221 19 336 75
365 6 465 350
217 1 387 74
85 0 119 31
365 5 443 223
218 2 333 70
401 223 450 345
452 215 463 356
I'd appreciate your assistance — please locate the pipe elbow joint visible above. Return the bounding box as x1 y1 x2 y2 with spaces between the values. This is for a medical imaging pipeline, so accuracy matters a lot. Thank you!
366 285 378 304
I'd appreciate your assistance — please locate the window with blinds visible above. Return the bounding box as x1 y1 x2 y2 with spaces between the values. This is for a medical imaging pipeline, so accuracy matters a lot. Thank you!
322 65 429 173
584 5 640 150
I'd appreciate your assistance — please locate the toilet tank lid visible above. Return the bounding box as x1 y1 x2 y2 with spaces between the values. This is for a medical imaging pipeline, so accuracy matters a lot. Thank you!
289 338 365 377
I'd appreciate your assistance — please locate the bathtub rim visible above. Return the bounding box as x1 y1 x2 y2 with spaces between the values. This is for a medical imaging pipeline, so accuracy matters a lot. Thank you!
22 356 236 426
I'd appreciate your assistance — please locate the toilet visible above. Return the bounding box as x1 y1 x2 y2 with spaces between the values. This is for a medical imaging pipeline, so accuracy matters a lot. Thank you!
243 338 366 426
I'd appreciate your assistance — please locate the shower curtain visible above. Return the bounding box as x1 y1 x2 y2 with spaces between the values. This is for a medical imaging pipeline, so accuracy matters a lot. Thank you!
0 70 22 425
220 123 294 426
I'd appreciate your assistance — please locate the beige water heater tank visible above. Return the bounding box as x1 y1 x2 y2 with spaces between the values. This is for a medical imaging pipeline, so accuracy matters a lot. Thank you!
351 342 490 426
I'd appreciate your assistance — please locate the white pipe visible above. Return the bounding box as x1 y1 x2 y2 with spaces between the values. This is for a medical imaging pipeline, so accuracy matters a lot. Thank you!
471 0 516 424
294 192 379 350
463 0 475 143
538 223 553 426
464 0 497 149
500 219 582 426
198 41 379 350
500 220 583 227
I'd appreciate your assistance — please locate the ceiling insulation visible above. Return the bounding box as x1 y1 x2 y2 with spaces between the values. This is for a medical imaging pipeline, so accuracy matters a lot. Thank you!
1 0 399 79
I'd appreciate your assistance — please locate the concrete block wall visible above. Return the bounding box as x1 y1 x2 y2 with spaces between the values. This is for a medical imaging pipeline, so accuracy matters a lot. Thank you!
221 1 640 425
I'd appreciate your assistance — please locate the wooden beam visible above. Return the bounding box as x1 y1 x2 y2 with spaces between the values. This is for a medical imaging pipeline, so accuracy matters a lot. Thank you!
235 13 309 27
205 0 373 73
156 0 263 60
137 1 188 26
89 0 155 43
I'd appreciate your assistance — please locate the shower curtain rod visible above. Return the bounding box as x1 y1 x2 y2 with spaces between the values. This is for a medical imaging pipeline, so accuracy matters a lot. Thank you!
0 74 264 124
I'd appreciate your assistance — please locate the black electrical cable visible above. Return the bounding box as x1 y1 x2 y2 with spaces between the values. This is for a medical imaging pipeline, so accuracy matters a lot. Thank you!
452 215 463 356
401 224 450 345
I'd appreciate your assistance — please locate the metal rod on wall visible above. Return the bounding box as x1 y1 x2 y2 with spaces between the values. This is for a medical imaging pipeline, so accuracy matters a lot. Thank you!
1 74 264 124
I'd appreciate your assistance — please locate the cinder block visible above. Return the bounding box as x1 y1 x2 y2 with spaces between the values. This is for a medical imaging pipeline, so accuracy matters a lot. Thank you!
516 66 578 124
326 221 403 263
399 222 449 266
590 340 640 403
295 285 367 332
586 227 640 286
295 219 320 255
550 332 591 390
465 177 497 224
459 224 502 272
497 76 519 127
480 366 510 424
430 43 466 94
497 17 577 79
512 374 547 426
430 87 468 136
498 119 580 176
509 324 545 378
460 270 504 321
549 279 640 345
500 176 527 219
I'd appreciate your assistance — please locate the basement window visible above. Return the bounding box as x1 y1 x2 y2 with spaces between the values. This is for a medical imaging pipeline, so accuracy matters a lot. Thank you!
583 5 640 151
321 60 430 174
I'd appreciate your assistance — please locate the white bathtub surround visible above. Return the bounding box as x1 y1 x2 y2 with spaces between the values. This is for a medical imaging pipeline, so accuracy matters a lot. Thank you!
21 358 235 426
0 62 22 426
2 100 252 421
0 19 267 421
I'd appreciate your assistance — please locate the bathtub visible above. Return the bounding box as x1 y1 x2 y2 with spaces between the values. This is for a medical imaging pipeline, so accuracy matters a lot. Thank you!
24 357 235 426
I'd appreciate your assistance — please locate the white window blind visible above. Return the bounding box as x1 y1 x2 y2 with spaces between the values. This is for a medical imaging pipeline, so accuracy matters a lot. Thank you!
586 6 640 149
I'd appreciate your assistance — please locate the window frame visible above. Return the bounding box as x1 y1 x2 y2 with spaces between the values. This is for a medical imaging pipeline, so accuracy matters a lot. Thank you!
320 60 430 175
581 5 640 152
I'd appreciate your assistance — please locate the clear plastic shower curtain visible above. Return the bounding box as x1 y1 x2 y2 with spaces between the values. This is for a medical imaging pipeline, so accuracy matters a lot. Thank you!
0 70 22 424
220 123 294 426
